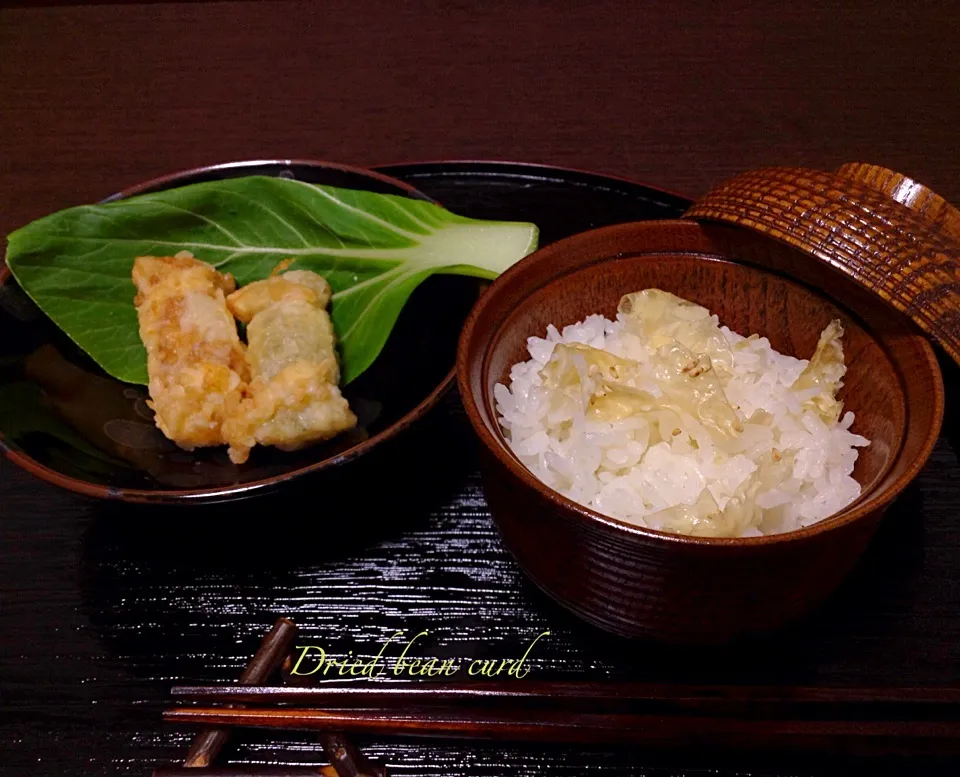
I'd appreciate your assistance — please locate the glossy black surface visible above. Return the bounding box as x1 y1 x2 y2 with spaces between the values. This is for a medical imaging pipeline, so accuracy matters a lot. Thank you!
1 164 958 775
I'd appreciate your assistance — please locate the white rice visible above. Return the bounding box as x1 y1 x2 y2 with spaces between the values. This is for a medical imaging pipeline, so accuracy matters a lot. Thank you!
494 304 870 538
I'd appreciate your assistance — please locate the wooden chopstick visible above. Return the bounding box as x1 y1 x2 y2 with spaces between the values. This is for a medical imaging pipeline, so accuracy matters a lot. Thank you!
317 731 382 777
182 618 299 768
171 680 960 709
168 618 386 777
279 661 386 777
155 769 339 777
162 705 960 751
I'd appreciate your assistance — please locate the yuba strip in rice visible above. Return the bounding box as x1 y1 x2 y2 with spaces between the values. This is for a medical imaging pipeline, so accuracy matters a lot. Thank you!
494 289 870 538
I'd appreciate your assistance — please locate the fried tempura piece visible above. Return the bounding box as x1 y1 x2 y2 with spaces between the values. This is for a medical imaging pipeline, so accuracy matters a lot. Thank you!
226 270 331 322
222 270 357 464
132 253 248 451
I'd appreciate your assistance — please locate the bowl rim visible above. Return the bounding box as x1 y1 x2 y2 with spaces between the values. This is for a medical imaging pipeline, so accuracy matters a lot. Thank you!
0 158 457 504
456 218 946 547
371 158 694 204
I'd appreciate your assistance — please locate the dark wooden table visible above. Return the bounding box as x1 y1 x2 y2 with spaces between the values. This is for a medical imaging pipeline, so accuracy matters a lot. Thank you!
2 3 959 776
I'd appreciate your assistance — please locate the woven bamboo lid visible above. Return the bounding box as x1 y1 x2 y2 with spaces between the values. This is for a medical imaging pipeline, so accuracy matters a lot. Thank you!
685 163 960 365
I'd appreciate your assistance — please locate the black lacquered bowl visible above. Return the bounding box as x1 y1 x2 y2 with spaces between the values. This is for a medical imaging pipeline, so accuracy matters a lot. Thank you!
0 160 478 504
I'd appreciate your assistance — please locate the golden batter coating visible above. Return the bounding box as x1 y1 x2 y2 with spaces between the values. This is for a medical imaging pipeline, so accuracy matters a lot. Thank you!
226 272 332 323
132 254 248 451
223 270 356 464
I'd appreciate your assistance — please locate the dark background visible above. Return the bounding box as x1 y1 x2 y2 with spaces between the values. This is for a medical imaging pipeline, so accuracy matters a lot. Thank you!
3 1 960 236
2 2 959 776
